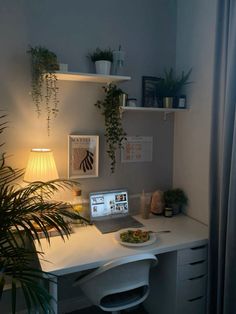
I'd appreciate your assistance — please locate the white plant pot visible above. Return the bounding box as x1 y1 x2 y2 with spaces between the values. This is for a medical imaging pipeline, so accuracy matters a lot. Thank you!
95 60 111 75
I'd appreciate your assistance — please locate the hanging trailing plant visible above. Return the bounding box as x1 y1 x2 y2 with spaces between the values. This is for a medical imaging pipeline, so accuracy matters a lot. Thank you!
27 46 59 135
95 84 126 173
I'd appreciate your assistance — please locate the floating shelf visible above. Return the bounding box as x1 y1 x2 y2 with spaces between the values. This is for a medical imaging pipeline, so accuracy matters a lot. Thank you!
55 71 131 84
120 107 189 113
120 106 189 119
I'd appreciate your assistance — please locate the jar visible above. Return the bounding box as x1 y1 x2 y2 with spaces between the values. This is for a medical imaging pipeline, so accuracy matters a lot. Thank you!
164 207 173 218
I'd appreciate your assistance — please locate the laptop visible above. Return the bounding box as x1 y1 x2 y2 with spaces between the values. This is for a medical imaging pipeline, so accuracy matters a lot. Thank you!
89 189 143 234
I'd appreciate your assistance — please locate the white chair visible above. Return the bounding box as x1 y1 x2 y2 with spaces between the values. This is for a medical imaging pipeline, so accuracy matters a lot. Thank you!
74 253 157 314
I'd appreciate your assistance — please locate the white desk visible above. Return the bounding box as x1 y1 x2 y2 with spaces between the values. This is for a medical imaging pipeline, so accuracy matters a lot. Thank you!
35 214 208 314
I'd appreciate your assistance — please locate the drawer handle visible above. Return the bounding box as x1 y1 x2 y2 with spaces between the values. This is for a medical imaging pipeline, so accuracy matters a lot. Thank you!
188 296 204 302
190 260 205 266
189 274 205 281
191 245 207 251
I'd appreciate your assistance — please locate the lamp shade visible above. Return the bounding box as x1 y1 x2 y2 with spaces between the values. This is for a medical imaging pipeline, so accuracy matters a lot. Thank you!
24 149 59 182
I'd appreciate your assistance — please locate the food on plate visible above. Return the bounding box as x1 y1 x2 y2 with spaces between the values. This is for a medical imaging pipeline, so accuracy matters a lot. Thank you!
120 229 150 243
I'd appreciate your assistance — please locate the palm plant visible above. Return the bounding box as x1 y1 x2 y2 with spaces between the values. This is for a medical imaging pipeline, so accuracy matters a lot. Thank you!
157 68 192 97
0 115 88 313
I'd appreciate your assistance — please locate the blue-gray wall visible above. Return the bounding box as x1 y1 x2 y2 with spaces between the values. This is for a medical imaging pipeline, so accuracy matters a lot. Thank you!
0 0 177 198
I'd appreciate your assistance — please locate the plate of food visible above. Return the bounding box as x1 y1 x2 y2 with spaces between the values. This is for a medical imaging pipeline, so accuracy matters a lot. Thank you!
114 228 157 247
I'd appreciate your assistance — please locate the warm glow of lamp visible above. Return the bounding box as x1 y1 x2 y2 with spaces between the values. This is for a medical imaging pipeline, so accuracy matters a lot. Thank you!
24 148 59 182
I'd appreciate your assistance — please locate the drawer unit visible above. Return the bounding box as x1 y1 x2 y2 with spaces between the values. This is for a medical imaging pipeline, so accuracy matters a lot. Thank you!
176 245 208 314
177 296 206 314
177 275 207 300
177 245 208 265
178 260 208 281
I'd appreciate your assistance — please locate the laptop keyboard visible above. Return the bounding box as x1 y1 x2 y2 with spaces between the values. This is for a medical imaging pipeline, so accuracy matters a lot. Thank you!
94 216 143 234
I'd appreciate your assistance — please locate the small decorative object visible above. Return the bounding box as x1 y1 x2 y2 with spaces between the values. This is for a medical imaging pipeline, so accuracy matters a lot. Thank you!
59 63 68 72
127 98 137 107
27 46 60 135
88 48 113 75
68 135 99 179
112 45 125 75
164 188 188 215
150 190 164 215
142 76 161 107
178 94 187 108
95 84 126 173
164 207 173 217
157 68 192 108
140 190 150 219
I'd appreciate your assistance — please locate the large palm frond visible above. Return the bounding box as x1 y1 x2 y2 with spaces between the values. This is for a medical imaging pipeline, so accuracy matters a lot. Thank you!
0 115 88 313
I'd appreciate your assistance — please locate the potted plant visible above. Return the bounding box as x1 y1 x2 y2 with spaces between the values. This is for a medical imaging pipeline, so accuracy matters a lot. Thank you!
88 48 113 75
27 46 60 135
157 68 192 108
95 84 126 173
0 115 88 313
164 188 188 215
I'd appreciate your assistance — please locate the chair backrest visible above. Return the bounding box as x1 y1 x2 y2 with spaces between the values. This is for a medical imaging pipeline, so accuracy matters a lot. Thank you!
75 253 157 312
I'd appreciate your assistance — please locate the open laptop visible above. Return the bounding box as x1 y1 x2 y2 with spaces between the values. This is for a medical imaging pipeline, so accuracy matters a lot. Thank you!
89 189 143 234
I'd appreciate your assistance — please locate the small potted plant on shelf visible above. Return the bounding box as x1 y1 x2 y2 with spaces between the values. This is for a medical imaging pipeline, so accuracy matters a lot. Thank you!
88 48 113 75
157 68 192 108
27 45 59 135
163 188 188 215
95 84 126 173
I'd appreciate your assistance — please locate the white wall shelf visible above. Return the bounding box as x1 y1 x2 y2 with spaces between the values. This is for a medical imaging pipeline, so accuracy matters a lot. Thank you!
120 106 189 120
121 107 188 113
55 71 131 84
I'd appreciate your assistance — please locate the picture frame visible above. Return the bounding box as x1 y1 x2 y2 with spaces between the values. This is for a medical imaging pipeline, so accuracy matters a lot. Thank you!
142 76 161 107
68 135 99 179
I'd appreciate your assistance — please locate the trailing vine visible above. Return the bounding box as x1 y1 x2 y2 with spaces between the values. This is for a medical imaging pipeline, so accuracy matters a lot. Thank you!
95 84 126 173
27 46 59 135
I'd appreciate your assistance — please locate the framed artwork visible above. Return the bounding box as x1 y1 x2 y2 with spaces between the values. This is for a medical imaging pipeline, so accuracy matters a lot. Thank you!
68 135 99 179
142 76 161 107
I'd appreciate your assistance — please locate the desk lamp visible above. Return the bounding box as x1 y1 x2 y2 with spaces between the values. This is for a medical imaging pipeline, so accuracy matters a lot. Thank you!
24 148 59 182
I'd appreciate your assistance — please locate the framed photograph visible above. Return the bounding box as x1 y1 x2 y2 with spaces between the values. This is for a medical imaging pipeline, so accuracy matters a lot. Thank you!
68 135 99 179
142 76 161 107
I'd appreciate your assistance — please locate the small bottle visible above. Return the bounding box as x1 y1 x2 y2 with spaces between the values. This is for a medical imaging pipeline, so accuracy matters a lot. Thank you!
140 190 149 219
112 45 125 75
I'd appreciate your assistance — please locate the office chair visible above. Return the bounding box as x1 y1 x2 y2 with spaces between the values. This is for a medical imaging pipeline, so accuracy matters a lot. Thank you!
74 253 157 314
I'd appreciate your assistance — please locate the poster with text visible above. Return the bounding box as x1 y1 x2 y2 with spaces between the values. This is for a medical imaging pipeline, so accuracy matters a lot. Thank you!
68 135 99 178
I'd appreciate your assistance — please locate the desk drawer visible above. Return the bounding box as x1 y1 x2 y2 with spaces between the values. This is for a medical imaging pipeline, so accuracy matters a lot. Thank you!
178 260 207 280
177 245 208 265
178 275 207 300
177 296 206 314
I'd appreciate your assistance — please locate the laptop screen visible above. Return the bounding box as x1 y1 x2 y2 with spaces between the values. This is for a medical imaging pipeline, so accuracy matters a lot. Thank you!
89 189 129 220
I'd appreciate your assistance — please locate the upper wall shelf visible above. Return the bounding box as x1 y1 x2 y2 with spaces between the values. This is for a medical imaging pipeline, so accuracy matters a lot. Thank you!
55 71 131 84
